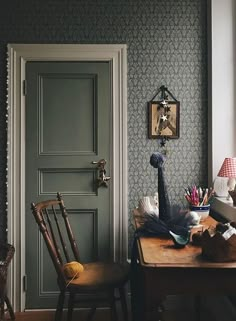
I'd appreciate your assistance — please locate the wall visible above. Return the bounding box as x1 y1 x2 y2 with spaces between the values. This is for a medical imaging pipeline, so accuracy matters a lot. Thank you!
208 0 236 184
0 0 207 246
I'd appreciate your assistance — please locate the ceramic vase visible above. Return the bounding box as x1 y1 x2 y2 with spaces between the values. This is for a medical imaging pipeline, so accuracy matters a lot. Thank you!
190 204 210 222
138 196 159 216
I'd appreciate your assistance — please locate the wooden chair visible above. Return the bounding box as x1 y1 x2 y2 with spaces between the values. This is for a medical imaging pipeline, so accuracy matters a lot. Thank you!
31 192 130 321
0 243 15 320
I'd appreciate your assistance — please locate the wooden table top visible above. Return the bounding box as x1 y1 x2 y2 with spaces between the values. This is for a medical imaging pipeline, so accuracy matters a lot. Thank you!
133 208 236 269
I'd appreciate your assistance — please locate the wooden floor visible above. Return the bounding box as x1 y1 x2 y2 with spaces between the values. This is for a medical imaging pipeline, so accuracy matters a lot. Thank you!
8 302 217 321
7 295 235 321
11 308 214 321
11 294 234 321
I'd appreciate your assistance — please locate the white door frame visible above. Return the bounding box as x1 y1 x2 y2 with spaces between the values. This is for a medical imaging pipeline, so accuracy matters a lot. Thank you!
7 44 128 311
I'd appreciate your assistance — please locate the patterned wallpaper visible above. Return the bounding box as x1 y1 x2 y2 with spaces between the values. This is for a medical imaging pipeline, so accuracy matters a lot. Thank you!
0 0 207 247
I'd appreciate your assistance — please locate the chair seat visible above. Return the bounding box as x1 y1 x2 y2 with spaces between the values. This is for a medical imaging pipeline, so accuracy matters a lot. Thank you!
68 262 130 290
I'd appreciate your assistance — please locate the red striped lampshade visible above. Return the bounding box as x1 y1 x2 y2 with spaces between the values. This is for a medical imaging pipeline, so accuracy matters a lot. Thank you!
217 158 236 178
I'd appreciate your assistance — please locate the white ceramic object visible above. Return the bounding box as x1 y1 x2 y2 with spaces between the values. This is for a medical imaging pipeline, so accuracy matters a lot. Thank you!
190 205 210 222
213 176 228 197
138 196 159 216
153 192 159 208
149 194 159 216
188 211 201 225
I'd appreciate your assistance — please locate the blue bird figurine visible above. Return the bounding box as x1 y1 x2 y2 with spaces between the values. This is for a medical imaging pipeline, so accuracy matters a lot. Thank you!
169 230 191 248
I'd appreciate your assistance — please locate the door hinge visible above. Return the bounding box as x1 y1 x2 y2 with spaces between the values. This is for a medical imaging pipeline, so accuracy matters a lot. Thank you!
23 80 27 96
23 275 27 292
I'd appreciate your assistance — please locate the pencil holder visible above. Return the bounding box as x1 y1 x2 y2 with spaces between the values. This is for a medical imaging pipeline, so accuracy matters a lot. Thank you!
190 204 210 222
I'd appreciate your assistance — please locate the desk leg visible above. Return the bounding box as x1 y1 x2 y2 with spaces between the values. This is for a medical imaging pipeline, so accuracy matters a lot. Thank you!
131 257 143 321
130 241 165 321
144 296 165 321
144 271 165 321
194 295 201 321
142 269 166 321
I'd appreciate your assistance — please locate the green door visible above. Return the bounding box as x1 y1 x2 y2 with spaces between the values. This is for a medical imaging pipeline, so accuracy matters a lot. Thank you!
25 61 111 308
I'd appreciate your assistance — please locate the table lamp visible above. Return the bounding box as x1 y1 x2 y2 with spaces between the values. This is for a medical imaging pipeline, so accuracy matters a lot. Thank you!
217 157 236 201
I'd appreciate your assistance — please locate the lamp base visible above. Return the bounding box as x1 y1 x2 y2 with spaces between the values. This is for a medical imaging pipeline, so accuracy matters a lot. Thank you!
213 177 229 197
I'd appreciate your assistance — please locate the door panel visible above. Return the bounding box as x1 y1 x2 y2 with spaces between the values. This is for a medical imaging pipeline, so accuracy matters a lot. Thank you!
39 169 97 195
25 61 111 308
40 74 96 154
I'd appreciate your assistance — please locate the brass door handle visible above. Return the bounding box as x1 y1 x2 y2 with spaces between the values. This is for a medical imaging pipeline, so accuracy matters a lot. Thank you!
92 159 111 188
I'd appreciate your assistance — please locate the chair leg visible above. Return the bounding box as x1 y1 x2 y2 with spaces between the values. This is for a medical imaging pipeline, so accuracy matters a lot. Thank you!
54 291 65 321
119 287 128 321
195 295 201 321
67 292 75 321
4 296 15 320
86 307 96 321
109 290 118 321
0 297 5 321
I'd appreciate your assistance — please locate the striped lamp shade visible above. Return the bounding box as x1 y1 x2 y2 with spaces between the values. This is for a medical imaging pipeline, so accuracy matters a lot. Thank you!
218 158 236 178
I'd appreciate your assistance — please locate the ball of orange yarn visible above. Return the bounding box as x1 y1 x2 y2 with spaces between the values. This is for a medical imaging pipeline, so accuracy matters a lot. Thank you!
63 261 84 279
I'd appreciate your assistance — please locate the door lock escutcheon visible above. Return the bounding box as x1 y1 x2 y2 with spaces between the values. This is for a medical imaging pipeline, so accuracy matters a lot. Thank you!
92 159 111 188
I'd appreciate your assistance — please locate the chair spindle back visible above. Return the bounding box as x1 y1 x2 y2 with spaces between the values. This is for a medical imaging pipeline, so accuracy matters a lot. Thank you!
31 192 80 284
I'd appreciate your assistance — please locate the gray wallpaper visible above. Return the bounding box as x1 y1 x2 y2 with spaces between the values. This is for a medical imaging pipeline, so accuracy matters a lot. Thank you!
0 0 207 247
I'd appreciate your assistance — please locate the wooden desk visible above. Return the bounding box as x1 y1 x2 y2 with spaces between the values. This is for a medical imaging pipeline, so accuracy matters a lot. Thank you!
131 209 236 321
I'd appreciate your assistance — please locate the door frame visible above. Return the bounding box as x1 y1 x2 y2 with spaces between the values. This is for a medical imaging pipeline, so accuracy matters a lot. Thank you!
7 44 128 311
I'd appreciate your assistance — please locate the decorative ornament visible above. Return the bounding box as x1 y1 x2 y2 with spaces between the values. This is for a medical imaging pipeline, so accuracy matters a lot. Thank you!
169 230 191 248
134 152 193 248
150 152 171 222
160 136 169 147
138 196 159 216
148 85 180 145
160 115 168 121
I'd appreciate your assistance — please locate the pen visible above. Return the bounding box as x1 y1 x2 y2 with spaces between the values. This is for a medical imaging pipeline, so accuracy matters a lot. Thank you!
201 188 208 205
